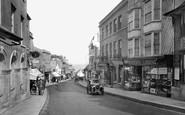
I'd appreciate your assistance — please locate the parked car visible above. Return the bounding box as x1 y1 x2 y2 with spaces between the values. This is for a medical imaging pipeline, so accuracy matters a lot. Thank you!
86 79 104 95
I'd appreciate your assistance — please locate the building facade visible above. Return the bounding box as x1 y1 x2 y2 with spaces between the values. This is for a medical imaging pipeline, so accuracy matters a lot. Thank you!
99 0 128 86
88 33 100 79
164 0 185 101
122 0 174 97
0 0 31 108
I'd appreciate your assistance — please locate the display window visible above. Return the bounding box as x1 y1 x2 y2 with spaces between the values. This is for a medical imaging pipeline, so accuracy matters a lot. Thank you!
124 66 142 90
142 66 172 97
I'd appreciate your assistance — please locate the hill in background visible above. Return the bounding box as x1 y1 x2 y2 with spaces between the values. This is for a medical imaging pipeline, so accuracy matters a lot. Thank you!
72 64 87 72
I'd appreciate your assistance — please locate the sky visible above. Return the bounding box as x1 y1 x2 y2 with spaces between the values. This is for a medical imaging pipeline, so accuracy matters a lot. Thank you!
27 0 122 65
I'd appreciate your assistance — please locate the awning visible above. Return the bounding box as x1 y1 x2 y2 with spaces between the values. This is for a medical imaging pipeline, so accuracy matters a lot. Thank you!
52 72 61 77
30 68 43 80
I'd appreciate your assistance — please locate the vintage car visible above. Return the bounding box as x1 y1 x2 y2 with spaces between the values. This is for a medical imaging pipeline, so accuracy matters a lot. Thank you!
86 79 104 95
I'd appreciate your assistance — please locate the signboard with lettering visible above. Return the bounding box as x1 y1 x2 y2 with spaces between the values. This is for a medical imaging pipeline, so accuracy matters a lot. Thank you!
124 57 165 66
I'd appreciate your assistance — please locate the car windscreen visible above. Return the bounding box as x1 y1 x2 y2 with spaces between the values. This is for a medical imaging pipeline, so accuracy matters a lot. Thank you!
92 80 99 83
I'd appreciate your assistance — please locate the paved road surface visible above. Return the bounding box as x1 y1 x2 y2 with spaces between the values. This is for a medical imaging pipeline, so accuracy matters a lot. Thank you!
40 80 184 115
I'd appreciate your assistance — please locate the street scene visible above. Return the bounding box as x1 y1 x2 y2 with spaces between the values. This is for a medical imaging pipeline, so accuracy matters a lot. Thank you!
1 0 185 115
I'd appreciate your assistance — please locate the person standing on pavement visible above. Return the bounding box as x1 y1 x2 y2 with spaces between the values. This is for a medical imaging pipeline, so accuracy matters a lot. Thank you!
37 76 44 95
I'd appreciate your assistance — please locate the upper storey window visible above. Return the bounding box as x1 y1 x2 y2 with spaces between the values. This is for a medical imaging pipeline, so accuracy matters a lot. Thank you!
144 0 161 24
128 9 140 31
118 15 122 30
11 4 16 33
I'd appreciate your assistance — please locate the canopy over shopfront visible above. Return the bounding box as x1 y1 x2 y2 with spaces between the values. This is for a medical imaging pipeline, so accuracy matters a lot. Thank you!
30 68 43 80
77 70 85 77
52 72 61 77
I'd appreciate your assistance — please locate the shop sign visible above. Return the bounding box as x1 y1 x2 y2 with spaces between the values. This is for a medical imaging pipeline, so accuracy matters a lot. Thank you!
158 68 167 74
124 58 164 66
98 62 106 67
150 88 157 94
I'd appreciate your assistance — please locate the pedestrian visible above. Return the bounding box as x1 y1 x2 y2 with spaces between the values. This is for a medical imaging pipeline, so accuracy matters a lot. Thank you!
37 77 44 95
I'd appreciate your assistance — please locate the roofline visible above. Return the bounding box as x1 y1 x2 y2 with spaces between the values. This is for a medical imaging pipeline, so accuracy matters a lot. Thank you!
99 0 128 27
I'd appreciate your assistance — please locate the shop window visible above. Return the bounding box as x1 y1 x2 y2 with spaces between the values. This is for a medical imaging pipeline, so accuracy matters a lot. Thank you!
143 67 172 97
109 22 112 35
145 34 152 56
144 0 152 23
135 38 139 57
154 33 160 55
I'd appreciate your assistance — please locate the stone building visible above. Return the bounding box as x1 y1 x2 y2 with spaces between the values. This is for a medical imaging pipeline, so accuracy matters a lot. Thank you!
0 0 31 108
164 0 185 101
99 0 128 86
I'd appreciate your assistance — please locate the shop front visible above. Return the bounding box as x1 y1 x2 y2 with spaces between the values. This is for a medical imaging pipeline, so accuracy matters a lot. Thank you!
123 55 173 97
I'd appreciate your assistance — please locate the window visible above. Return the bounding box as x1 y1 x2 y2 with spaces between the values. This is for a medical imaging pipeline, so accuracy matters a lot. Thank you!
110 43 112 58
109 22 112 35
128 11 134 31
154 0 161 20
154 33 160 55
11 4 16 33
114 19 117 32
144 0 152 23
145 34 152 56
101 28 104 39
118 39 122 55
114 41 116 55
102 46 104 56
106 44 108 57
181 12 185 37
135 9 140 28
135 38 139 57
128 39 134 57
21 15 24 38
144 0 161 24
106 25 108 37
118 15 122 30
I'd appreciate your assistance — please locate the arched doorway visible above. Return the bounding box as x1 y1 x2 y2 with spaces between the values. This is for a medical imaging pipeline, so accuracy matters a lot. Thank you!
0 46 7 104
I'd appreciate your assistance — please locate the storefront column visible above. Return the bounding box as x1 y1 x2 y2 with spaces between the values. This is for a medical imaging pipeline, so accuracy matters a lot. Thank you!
116 66 119 83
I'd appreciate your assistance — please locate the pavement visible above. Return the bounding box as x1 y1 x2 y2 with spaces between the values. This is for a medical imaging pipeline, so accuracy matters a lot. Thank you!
0 79 70 115
78 80 185 113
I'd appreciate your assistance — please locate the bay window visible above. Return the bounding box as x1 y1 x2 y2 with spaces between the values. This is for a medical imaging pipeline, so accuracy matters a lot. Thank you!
128 9 140 31
135 38 139 57
128 39 134 57
144 32 161 56
144 0 161 24
154 33 160 55
145 34 152 56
